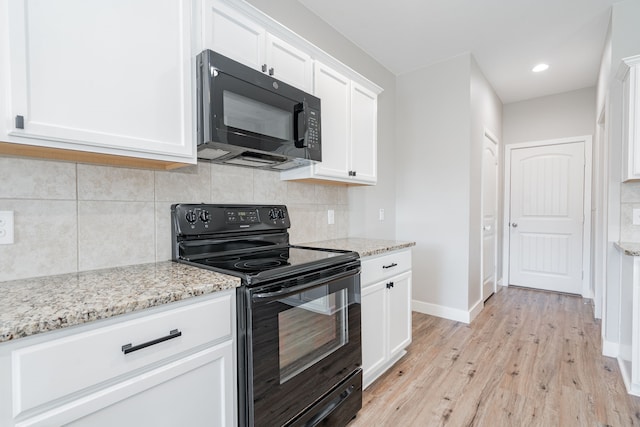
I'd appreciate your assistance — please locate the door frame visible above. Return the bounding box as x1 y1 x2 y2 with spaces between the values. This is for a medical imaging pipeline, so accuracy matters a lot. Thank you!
502 135 593 297
481 128 499 301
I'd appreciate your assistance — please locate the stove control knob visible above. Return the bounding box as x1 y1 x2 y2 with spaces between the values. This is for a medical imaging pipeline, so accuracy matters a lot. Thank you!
268 209 278 220
185 211 197 223
278 209 286 219
199 210 211 222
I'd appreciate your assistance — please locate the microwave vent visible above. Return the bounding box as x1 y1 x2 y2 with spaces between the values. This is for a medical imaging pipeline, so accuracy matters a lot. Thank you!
198 147 230 160
223 151 287 168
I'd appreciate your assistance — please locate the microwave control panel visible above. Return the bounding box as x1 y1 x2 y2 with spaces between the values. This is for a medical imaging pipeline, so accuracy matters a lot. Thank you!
306 108 320 150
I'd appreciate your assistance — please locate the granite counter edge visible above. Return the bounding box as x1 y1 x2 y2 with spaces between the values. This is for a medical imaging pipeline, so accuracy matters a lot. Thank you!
616 242 640 257
0 264 240 344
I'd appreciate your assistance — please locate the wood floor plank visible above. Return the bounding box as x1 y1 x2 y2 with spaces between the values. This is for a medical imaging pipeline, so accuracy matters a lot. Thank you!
349 286 640 427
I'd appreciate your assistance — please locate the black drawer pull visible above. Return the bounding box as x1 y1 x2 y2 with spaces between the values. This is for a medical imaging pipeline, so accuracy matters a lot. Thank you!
382 263 398 269
121 329 182 354
386 281 394 289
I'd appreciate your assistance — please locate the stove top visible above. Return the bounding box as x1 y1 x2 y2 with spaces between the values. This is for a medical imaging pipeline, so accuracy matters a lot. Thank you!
185 245 356 285
171 203 359 286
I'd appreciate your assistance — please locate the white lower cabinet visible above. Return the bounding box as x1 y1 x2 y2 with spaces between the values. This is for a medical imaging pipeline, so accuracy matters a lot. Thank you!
619 253 640 396
0 291 237 427
361 250 412 389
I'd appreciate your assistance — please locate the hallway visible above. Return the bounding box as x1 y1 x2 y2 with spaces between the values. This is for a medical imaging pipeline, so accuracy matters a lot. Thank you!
351 286 640 426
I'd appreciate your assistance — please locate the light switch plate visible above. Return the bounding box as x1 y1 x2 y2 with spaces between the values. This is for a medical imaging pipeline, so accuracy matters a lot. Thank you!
634 209 640 225
328 209 335 225
0 211 14 244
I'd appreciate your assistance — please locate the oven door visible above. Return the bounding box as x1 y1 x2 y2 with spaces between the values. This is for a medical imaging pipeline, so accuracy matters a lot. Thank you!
244 264 361 426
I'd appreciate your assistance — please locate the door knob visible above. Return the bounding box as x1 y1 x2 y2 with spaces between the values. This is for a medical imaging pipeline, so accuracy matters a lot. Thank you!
511 223 518 228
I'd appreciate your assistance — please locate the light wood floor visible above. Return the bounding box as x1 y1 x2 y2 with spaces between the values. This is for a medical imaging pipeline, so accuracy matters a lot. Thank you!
350 286 640 426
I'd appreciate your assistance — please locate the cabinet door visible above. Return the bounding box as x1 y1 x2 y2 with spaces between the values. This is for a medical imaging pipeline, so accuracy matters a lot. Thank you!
313 62 350 179
266 34 313 92
350 82 378 184
361 281 387 386
7 0 194 160
387 272 412 357
203 0 265 71
628 64 640 179
18 342 236 427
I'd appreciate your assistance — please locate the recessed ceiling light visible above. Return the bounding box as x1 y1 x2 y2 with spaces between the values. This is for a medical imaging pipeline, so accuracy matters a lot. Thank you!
532 63 549 73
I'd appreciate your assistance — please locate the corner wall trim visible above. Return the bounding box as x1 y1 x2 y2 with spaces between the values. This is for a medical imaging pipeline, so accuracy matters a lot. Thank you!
412 300 477 324
469 299 484 322
602 339 619 358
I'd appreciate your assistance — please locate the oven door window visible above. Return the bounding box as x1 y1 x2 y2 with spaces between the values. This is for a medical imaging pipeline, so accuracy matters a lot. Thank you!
278 286 348 384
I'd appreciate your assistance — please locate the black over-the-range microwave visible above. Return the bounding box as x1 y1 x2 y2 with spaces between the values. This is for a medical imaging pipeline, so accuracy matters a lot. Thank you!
196 49 321 170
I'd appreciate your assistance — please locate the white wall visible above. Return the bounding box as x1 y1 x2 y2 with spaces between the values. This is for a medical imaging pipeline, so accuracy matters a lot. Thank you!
599 0 640 352
469 57 503 307
503 87 596 145
395 53 502 320
246 0 398 240
396 53 472 314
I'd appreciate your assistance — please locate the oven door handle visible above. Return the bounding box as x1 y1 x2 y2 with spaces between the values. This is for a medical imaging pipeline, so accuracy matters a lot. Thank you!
251 268 359 303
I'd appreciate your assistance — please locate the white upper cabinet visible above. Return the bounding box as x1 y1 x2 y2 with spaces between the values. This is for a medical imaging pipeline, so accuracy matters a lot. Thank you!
3 0 197 167
313 62 351 179
350 82 378 183
204 0 266 71
203 0 313 92
265 34 313 93
282 62 380 185
619 55 640 181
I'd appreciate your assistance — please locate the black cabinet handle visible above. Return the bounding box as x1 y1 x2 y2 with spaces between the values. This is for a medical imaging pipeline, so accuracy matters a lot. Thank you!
386 281 395 289
382 263 398 269
121 329 182 354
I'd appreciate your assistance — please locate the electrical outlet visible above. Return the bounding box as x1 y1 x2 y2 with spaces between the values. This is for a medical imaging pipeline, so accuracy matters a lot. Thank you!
379 208 385 221
328 209 335 225
634 209 640 225
0 211 14 244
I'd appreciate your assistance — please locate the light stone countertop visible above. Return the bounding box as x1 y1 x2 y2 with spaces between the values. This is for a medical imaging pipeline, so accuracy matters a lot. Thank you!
615 242 640 256
0 261 240 344
301 238 416 258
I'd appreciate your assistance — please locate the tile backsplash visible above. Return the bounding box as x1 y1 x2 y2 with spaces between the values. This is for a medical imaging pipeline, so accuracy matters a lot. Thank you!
0 157 348 282
621 182 640 242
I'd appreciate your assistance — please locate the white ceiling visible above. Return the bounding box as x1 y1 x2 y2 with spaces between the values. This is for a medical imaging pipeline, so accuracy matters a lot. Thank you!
298 0 615 104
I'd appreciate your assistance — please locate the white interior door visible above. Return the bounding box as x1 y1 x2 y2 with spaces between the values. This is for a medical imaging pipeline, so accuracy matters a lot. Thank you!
508 142 585 294
482 133 498 301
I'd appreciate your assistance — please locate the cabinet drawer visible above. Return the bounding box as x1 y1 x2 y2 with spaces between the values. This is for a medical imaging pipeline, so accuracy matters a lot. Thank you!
361 250 412 287
12 293 232 416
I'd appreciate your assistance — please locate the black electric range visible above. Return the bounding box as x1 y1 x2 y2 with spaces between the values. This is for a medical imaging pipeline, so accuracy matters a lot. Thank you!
171 204 363 427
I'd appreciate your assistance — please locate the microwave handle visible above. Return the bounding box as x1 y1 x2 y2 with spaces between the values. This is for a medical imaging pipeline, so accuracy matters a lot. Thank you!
293 101 307 148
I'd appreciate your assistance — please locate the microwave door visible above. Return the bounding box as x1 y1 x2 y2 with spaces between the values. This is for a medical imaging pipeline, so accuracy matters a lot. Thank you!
211 72 303 154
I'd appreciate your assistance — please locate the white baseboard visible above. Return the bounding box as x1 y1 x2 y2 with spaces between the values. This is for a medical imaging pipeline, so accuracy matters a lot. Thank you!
602 339 619 358
412 300 477 324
